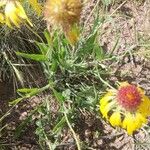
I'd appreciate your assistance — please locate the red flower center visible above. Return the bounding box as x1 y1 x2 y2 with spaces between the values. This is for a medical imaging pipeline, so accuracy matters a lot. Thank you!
117 85 142 111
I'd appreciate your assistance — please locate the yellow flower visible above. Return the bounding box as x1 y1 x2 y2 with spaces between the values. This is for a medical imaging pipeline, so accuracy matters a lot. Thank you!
44 0 82 44
100 82 150 135
4 0 32 28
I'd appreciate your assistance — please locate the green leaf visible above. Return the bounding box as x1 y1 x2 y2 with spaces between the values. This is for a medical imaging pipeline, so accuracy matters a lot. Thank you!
9 98 23 106
36 42 49 55
79 32 97 56
52 116 66 134
36 120 43 128
94 44 105 60
52 89 65 103
16 52 47 61
109 36 120 57
44 29 52 46
17 88 38 93
51 59 58 72
12 65 24 86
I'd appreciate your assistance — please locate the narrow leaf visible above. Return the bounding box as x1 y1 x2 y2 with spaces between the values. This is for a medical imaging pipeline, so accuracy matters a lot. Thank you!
16 52 47 61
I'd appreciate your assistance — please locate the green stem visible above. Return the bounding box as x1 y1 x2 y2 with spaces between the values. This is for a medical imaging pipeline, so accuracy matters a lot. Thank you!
96 66 116 90
63 105 81 150
26 24 44 43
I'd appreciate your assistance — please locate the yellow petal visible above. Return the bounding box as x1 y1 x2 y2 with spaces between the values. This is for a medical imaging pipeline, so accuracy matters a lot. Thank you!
134 112 147 129
122 113 136 135
100 101 115 119
100 96 109 107
100 91 116 119
100 91 114 105
100 93 111 116
100 103 110 118
15 1 33 26
0 13 4 23
119 82 130 87
138 95 150 116
16 1 27 19
7 14 20 28
5 1 20 27
109 111 121 127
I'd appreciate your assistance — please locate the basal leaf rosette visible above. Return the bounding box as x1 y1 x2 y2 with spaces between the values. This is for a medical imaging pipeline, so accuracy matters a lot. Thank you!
100 82 150 135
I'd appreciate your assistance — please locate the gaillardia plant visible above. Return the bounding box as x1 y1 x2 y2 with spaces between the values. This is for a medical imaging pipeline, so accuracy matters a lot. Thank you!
100 82 150 135
44 0 82 44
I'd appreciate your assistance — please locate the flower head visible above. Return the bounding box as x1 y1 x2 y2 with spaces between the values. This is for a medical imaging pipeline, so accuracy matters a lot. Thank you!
100 82 150 135
44 0 82 29
2 0 32 28
44 0 82 44
117 84 142 111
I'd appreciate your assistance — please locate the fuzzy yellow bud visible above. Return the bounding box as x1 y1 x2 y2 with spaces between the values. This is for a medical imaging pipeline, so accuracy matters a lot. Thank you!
44 0 82 44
